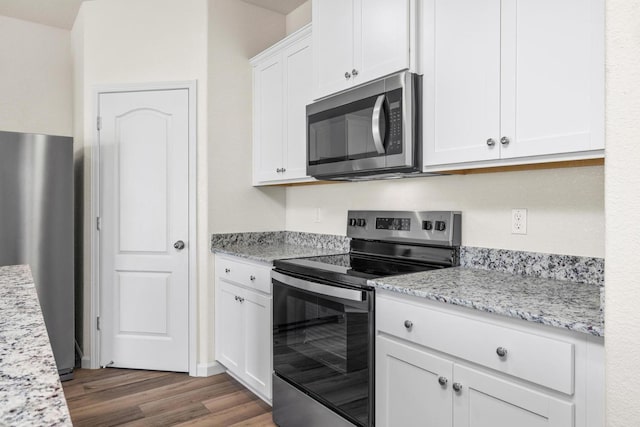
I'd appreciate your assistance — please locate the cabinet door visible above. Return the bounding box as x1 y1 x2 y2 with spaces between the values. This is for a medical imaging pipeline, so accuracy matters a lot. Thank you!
356 0 411 85
242 288 272 400
313 0 354 99
253 54 284 182
453 365 574 427
422 0 501 167
499 0 604 158
376 335 453 427
283 35 313 182
216 280 244 373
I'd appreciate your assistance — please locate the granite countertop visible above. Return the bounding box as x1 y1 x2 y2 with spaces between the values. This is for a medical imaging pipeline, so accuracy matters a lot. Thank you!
213 242 347 263
0 265 72 426
211 231 350 263
370 266 604 337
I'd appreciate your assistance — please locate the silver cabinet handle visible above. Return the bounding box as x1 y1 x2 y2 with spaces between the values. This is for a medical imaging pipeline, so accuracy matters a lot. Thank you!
496 347 508 358
438 376 448 386
371 94 387 155
276 168 282 173
352 69 359 77
238 297 244 303
501 136 510 145
452 382 463 393
173 240 185 250
234 295 238 301
486 138 496 147
281 168 286 173
404 320 413 330
224 268 231 273
250 275 256 281
345 71 351 79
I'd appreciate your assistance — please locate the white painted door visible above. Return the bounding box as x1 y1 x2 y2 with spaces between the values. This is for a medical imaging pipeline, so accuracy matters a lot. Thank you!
357 0 411 85
99 89 189 372
376 335 453 427
499 0 605 158
313 0 355 99
422 0 501 167
253 54 284 183
215 280 244 372
453 365 574 427
242 287 272 399
283 34 313 181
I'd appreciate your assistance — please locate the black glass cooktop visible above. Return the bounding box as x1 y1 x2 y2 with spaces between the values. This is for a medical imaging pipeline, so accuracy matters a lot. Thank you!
274 251 449 290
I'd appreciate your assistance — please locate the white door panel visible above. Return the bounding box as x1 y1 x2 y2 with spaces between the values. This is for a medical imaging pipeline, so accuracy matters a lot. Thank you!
423 0 501 166
100 89 189 372
500 0 602 158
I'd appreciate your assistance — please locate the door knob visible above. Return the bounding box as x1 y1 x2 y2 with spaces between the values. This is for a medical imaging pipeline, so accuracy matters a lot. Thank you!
173 240 185 250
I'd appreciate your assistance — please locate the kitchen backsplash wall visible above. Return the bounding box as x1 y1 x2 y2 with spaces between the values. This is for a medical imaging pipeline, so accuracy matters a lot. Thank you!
460 247 604 286
285 166 604 258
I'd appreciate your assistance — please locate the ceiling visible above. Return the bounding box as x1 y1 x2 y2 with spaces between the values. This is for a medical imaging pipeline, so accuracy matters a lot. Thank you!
0 0 308 30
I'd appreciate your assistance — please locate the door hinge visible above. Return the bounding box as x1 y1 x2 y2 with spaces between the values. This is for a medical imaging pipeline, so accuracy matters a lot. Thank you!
97 316 101 331
96 216 101 231
97 116 102 131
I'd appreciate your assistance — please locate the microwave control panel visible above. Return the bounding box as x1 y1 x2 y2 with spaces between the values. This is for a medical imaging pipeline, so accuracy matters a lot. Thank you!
385 89 403 155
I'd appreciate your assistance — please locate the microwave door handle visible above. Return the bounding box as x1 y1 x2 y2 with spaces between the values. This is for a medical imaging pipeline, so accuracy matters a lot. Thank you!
371 94 386 154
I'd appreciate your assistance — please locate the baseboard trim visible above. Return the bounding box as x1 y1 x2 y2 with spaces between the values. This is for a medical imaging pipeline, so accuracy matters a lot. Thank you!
81 356 95 369
196 361 226 377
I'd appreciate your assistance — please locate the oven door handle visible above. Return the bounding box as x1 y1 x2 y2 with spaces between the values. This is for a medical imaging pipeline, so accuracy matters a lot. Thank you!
272 270 365 302
371 94 387 154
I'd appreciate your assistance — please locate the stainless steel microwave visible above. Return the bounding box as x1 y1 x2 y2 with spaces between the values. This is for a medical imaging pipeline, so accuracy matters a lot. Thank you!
306 71 422 180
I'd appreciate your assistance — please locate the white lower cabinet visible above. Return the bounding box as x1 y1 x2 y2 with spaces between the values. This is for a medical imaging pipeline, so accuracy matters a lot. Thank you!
376 291 604 427
214 254 272 402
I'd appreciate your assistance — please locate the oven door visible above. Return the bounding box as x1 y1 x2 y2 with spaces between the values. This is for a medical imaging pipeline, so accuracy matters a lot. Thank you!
272 270 373 427
306 72 419 179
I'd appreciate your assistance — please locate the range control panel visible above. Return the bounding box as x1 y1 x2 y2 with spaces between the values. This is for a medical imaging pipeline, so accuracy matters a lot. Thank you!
347 210 461 247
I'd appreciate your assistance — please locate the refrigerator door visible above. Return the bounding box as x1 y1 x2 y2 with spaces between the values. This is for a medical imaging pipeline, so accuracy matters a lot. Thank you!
0 131 74 378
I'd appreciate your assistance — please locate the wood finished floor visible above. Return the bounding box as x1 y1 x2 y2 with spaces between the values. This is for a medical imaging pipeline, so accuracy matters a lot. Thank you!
62 368 276 427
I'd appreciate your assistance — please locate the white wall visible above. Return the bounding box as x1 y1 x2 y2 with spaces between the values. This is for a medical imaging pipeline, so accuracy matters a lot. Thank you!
605 0 640 424
72 0 209 369
286 166 604 257
207 0 286 365
0 15 72 136
286 1 311 35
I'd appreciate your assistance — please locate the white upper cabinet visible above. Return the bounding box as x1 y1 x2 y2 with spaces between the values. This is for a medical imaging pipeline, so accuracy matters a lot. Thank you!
252 25 314 185
422 0 605 170
313 0 415 100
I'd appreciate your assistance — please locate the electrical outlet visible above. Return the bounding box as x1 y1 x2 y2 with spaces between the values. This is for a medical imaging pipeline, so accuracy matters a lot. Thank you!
512 208 527 234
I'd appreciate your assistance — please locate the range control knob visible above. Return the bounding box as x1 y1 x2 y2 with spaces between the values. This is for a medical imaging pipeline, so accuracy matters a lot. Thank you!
435 221 446 231
349 218 357 227
422 220 433 231
357 218 367 227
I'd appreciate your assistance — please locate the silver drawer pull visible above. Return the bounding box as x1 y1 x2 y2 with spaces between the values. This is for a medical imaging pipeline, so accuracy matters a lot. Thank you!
250 275 256 281
452 382 463 393
438 376 448 386
224 268 231 273
404 320 413 330
496 347 508 358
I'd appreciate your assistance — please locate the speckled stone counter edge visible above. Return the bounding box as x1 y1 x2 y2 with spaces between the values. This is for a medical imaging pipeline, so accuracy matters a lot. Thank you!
0 265 73 426
211 231 350 252
461 246 604 286
211 234 604 286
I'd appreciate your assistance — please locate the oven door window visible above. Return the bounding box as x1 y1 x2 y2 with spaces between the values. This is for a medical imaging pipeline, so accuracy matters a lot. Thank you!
308 88 402 166
273 280 371 427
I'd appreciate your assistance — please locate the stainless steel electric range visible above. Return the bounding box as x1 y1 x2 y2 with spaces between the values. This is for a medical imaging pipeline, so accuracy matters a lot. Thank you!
271 210 462 427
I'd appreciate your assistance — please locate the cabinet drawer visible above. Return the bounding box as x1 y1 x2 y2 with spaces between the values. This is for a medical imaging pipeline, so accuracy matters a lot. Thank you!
377 295 575 395
215 255 272 294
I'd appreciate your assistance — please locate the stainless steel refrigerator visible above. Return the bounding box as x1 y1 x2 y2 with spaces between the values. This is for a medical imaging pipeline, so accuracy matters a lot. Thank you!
0 130 74 380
